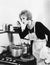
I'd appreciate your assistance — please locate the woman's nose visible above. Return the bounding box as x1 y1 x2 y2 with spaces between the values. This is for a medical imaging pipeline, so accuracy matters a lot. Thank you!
22 22 25 24
22 20 25 24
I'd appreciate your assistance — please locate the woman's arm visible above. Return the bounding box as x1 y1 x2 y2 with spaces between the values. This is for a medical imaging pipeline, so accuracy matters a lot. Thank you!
19 26 29 39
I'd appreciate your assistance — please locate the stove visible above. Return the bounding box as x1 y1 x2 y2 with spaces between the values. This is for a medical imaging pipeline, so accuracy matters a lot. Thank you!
0 46 37 65
0 50 23 65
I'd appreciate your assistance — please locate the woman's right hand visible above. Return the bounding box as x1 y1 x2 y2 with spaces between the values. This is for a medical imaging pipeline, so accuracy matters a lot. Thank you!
17 21 26 31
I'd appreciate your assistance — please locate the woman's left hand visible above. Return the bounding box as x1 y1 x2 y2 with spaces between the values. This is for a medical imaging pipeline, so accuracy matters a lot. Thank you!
21 39 30 44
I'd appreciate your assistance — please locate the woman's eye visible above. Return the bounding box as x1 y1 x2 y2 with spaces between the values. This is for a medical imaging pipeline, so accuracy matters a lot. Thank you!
21 19 22 21
23 18 25 19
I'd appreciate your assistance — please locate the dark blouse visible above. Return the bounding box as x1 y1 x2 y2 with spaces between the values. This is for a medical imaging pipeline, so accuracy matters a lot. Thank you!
35 22 50 47
14 22 50 47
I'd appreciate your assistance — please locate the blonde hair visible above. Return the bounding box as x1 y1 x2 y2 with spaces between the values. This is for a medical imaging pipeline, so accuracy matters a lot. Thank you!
19 10 32 20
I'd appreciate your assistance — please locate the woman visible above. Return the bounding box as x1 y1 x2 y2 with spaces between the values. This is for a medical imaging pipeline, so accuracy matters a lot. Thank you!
14 10 50 64
17 10 36 55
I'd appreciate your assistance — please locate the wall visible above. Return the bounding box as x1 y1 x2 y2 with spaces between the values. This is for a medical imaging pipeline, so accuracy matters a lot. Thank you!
0 0 50 53
0 0 50 30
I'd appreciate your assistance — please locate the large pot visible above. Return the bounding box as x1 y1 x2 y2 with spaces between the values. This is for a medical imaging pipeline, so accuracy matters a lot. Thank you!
11 45 23 57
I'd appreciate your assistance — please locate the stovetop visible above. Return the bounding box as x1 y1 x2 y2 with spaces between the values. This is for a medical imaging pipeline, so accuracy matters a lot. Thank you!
0 49 23 65
0 52 35 65
0 46 35 65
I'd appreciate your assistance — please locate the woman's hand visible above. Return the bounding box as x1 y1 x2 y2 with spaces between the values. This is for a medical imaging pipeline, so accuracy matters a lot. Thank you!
21 39 30 44
17 21 26 31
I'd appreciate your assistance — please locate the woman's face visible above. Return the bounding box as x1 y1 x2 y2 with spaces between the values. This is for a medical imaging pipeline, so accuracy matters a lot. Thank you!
20 15 28 25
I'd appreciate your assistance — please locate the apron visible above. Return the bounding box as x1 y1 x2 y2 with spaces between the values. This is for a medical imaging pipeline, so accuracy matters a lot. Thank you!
32 22 47 63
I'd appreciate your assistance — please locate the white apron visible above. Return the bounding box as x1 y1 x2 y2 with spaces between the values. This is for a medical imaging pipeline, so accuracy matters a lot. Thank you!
31 22 48 62
33 39 47 59
24 22 48 61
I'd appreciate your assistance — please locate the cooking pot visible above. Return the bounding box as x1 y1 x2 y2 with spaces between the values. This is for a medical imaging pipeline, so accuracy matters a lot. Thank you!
11 45 23 57
22 43 31 55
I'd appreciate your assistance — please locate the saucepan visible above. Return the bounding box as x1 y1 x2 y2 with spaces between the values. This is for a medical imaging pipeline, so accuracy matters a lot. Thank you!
10 45 23 57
